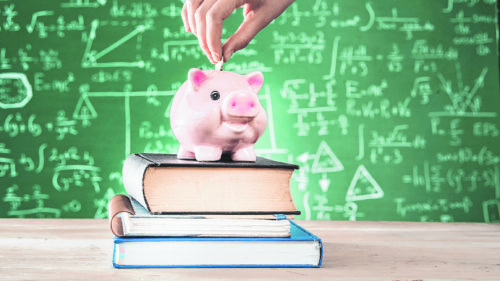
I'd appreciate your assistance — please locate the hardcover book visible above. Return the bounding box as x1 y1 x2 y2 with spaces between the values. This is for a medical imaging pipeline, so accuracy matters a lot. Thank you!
112 220 323 268
108 194 292 238
122 153 300 215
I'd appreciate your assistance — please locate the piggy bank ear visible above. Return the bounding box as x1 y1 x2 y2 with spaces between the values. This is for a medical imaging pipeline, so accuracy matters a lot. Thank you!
188 68 207 91
245 72 264 93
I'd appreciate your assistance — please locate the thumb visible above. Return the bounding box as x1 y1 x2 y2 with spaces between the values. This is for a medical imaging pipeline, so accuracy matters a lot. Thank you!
222 11 267 62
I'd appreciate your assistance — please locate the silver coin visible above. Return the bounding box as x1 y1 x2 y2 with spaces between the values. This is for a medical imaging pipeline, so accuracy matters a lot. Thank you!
215 56 224 71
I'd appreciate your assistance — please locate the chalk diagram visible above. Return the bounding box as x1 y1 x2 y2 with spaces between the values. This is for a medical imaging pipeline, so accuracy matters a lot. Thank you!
81 19 149 68
314 141 343 193
303 162 384 220
312 140 344 173
298 141 345 219
296 140 343 192
73 91 98 127
431 65 493 118
346 165 384 201
341 165 384 220
431 64 499 222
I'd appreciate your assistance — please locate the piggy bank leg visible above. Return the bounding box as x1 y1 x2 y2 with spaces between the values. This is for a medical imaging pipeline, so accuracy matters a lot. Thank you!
177 146 196 159
194 145 223 161
232 146 256 162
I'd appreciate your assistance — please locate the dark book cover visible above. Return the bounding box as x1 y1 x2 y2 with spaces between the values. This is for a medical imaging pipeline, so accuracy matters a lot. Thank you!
136 153 300 170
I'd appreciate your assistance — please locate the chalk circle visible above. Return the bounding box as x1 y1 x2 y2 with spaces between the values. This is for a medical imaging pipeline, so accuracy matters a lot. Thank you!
0 73 33 109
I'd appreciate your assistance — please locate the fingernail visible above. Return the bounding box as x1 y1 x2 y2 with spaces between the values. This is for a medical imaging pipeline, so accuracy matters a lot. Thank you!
211 52 220 62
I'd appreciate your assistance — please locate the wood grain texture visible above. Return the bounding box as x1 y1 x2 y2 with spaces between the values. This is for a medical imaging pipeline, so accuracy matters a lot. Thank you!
0 219 499 281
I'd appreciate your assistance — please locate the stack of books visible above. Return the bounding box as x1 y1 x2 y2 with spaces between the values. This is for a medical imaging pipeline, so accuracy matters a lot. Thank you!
108 153 323 268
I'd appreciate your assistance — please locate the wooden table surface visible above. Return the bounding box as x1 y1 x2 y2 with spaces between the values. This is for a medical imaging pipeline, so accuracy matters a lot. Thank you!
0 219 499 281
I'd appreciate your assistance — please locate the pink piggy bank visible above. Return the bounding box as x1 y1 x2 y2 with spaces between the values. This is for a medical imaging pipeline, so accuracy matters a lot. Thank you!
170 68 267 162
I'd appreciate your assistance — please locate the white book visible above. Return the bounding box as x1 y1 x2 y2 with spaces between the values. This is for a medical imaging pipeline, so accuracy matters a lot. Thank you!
120 197 291 237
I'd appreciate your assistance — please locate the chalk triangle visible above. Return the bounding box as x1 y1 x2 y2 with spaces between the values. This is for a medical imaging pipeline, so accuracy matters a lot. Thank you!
73 95 98 122
312 141 344 173
82 20 147 68
346 165 383 201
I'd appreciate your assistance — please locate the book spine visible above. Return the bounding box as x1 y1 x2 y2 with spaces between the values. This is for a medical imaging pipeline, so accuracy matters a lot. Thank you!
122 154 153 212
108 194 135 237
289 220 323 267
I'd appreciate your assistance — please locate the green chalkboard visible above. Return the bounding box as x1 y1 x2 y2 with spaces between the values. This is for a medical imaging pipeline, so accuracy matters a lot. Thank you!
1 0 500 222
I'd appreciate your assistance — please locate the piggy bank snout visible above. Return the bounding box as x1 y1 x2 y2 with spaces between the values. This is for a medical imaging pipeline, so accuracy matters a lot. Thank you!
223 92 260 118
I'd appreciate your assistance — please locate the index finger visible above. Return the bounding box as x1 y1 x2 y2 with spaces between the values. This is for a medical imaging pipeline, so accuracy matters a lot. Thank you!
205 10 223 62
206 0 242 63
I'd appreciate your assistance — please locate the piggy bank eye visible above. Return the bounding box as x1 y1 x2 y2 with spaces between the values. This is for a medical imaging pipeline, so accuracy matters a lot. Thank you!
210 90 220 101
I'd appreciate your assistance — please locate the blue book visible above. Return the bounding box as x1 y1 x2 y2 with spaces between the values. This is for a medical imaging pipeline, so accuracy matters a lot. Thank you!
113 220 323 268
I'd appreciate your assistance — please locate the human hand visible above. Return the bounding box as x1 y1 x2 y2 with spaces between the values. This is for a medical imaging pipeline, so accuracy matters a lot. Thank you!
181 0 294 64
